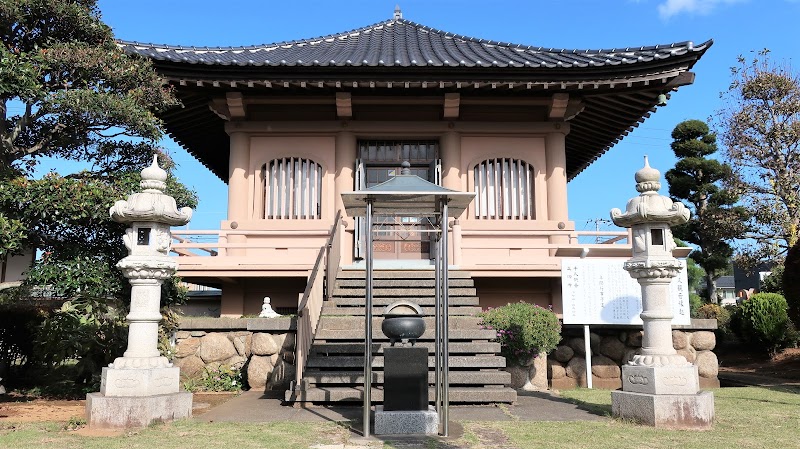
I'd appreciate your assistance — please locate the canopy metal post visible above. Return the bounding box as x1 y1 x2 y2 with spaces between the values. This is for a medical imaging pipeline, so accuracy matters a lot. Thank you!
434 228 442 419
441 201 450 436
363 199 374 437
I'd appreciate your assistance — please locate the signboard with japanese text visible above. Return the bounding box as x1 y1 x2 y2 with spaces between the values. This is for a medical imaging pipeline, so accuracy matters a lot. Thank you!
561 258 691 325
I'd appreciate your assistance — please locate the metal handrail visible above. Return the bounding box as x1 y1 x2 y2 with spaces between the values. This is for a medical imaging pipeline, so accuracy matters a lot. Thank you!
294 210 343 388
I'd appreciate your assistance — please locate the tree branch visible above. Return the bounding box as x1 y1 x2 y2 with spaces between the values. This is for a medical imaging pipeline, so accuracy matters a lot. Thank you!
0 101 6 137
10 102 33 143
12 122 67 160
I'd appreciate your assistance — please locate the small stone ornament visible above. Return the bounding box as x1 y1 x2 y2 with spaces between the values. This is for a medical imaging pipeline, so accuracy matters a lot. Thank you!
258 297 281 318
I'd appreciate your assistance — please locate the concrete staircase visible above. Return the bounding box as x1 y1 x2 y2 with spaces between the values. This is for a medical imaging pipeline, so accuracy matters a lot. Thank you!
285 270 517 404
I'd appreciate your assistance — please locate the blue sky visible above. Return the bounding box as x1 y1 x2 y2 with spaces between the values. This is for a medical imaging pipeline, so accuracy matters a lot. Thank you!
94 0 800 232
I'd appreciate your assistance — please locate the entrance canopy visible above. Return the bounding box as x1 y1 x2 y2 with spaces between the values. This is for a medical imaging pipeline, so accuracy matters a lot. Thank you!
342 163 475 217
340 162 474 437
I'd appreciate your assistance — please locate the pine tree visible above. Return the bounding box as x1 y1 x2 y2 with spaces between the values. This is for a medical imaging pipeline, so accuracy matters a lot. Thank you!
666 119 748 303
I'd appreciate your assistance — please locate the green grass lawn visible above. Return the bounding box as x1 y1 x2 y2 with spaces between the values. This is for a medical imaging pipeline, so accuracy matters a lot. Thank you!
1 386 799 449
498 386 800 449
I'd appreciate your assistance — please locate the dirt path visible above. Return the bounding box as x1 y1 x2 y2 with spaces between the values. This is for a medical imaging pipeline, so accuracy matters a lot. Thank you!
0 398 84 423
717 347 800 380
0 391 237 425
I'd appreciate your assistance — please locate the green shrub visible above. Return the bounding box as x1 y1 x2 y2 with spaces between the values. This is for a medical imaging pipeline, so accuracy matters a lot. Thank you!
697 303 731 324
184 364 243 392
34 297 128 386
698 303 735 342
689 293 704 318
737 293 790 353
479 302 561 365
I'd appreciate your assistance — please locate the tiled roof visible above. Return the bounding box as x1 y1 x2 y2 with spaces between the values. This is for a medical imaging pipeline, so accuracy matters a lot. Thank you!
120 16 712 182
716 276 736 289
118 18 709 70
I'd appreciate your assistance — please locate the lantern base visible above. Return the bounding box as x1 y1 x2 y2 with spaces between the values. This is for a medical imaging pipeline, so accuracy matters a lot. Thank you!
612 390 714 429
86 391 192 429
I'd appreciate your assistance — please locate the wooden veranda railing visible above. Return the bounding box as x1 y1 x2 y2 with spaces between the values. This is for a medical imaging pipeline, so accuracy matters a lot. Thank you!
294 210 343 386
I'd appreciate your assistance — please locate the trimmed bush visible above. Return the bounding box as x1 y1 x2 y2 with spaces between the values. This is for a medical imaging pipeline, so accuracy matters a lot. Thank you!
737 293 790 353
479 302 561 365
698 303 735 342
697 303 731 324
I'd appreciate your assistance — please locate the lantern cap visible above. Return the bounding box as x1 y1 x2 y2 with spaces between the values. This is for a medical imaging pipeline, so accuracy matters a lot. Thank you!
610 156 689 227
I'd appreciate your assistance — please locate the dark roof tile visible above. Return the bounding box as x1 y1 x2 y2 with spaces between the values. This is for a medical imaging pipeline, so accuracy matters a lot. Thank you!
118 18 710 69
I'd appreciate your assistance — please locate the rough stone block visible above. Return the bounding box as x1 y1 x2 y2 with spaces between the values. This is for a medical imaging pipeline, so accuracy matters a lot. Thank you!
553 345 574 363
550 376 578 390
695 350 719 378
100 366 181 397
611 390 714 429
621 365 699 395
690 331 716 351
86 391 192 428
374 405 438 435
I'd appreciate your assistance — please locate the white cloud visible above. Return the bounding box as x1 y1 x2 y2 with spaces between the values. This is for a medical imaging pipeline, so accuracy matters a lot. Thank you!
657 0 746 19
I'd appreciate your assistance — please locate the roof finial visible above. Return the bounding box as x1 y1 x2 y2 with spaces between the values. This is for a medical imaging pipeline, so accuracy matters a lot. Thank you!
393 5 402 20
634 155 661 193
400 161 411 175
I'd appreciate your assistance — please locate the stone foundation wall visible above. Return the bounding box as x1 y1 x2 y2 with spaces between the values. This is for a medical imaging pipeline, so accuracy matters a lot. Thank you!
549 322 719 390
171 317 296 391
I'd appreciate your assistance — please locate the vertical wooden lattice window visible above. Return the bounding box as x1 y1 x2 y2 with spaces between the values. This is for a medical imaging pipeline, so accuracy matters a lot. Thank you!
263 158 322 219
473 158 534 219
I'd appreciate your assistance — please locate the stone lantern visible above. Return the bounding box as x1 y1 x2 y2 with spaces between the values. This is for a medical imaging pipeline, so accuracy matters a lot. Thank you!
609 156 714 429
86 155 193 428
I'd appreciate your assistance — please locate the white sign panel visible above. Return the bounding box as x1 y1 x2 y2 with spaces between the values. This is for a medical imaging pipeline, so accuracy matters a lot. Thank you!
562 259 691 326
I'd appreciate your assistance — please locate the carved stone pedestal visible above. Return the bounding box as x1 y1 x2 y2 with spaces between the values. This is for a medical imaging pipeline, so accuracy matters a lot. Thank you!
621 364 700 396
100 365 181 397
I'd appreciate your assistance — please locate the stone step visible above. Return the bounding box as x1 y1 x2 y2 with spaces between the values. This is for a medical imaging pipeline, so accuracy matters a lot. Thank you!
333 287 477 297
300 370 511 385
337 270 472 280
314 328 497 341
309 341 501 356
319 315 483 331
331 296 480 307
322 305 484 317
305 355 506 369
285 386 517 404
335 278 475 288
